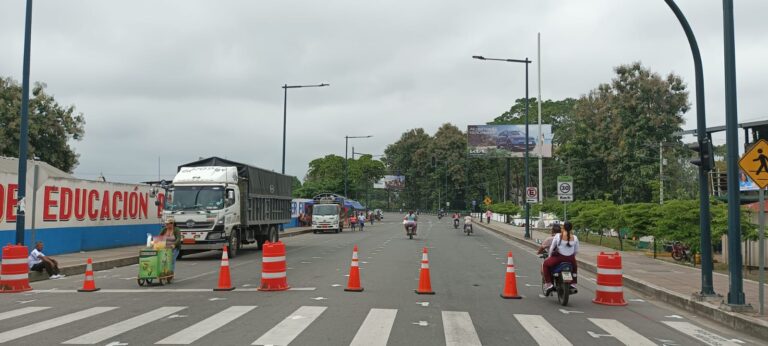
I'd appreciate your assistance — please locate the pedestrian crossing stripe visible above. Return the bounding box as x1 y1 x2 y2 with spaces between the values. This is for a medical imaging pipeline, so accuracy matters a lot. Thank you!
0 306 746 345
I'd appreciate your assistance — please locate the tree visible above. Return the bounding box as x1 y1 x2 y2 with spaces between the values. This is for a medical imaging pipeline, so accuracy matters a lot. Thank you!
557 63 691 203
0 77 85 172
296 154 386 202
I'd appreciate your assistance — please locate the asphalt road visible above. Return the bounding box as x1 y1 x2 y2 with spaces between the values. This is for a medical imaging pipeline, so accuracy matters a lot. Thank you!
5 215 762 345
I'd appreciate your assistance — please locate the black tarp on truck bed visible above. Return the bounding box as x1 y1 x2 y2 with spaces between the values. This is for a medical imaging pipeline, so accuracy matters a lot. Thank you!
178 156 293 198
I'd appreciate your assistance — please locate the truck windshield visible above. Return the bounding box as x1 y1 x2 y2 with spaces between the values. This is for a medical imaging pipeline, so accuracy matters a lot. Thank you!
166 186 225 211
313 204 338 216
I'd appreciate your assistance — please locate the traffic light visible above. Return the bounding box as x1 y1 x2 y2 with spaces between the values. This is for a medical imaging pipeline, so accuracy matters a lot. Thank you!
688 138 715 171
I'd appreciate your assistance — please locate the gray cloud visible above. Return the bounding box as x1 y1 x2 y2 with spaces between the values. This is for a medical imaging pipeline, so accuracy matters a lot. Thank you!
0 0 765 182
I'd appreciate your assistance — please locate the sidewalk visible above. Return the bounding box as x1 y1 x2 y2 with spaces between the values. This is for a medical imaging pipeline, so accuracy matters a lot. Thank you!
476 220 768 340
18 227 314 282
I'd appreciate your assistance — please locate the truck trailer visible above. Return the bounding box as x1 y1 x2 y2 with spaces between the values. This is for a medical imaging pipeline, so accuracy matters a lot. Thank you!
164 157 292 258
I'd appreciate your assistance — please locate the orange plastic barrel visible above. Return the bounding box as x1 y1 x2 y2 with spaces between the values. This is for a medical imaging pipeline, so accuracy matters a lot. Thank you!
592 252 627 306
260 241 289 291
1 245 32 293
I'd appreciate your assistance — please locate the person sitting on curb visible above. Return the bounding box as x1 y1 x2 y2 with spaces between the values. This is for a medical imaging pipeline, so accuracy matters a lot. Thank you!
28 241 65 279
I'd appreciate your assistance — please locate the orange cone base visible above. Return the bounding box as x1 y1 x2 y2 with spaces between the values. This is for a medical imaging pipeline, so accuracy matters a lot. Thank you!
593 297 627 306
77 287 100 293
344 287 364 292
500 293 522 299
213 287 235 292
415 289 435 295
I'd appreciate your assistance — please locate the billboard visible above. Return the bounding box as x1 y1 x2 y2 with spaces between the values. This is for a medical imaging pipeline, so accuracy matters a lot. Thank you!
467 124 553 158
740 170 760 191
374 175 406 190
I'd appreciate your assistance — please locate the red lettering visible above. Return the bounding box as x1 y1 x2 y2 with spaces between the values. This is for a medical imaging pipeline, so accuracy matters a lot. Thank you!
156 193 165 218
88 190 99 220
112 192 123 219
60 187 73 221
6 184 18 222
0 184 4 223
129 192 138 219
139 192 148 219
123 191 129 219
74 188 87 221
100 190 111 220
43 186 59 221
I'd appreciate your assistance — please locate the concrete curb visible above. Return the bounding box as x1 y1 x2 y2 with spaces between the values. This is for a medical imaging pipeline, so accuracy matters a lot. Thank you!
476 222 768 340
29 228 315 283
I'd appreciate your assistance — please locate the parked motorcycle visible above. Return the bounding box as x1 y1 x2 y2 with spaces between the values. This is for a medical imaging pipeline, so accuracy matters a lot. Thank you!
671 241 692 262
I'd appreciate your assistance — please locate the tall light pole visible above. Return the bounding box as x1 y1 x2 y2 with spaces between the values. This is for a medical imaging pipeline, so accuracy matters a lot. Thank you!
282 83 329 174
15 0 34 245
345 135 372 197
664 0 716 298
473 55 532 238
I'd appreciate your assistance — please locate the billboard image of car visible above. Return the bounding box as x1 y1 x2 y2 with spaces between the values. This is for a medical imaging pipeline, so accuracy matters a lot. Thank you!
373 175 406 190
468 124 553 158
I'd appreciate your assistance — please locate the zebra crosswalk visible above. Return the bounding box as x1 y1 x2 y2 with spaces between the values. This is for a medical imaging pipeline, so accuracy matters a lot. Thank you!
0 305 745 345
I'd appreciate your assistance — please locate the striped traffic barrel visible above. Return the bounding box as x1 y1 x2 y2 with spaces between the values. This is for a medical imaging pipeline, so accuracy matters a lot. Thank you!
1 245 32 293
592 251 627 306
260 241 289 291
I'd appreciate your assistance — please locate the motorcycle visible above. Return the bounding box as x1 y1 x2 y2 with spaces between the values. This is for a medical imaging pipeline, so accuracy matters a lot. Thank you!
453 218 459 229
404 221 417 239
671 241 692 262
464 222 473 236
539 251 577 306
438 212 444 220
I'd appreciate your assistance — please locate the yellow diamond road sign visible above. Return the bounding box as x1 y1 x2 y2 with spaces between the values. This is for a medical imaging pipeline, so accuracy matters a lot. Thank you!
483 196 492 206
738 139 768 189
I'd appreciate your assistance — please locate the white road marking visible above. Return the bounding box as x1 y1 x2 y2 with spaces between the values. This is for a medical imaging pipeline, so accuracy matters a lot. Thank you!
349 309 397 346
15 300 35 304
665 315 684 319
311 297 327 300
662 321 741 346
413 321 429 326
588 318 656 346
64 306 186 344
442 311 481 346
416 302 429 307
104 342 127 346
208 297 226 301
156 306 256 344
558 309 583 314
514 314 572 345
252 306 326 345
0 307 50 322
0 307 117 344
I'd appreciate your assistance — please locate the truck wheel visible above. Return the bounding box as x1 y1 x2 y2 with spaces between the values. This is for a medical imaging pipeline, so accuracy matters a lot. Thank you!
228 230 239 258
268 226 279 243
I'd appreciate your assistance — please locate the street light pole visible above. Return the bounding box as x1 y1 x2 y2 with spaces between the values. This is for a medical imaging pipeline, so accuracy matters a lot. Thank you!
664 0 716 298
281 83 329 174
472 55 532 238
15 0 34 245
344 135 373 197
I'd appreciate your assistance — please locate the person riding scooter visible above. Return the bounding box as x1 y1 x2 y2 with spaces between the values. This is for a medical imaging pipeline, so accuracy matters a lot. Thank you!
542 221 579 292
452 212 460 228
403 210 418 235
463 214 473 234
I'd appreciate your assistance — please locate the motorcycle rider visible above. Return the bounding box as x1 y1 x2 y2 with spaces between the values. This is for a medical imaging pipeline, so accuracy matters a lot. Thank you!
485 209 492 223
463 214 473 233
537 223 561 255
403 210 418 235
542 221 579 292
452 212 460 227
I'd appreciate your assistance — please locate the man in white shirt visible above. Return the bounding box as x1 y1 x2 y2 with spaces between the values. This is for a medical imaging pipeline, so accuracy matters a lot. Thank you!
28 242 64 279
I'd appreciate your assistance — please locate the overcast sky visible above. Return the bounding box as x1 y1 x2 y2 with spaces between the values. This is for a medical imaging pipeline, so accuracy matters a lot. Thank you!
1 0 766 183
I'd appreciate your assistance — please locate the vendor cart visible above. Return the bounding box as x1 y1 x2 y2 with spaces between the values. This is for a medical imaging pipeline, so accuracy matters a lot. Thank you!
137 248 174 286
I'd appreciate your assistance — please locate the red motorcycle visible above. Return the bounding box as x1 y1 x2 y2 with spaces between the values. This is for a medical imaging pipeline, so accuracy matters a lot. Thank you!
671 241 692 262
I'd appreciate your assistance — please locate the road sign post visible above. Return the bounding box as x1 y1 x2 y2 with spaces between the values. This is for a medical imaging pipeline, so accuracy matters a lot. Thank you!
738 139 768 313
526 187 538 204
558 176 573 221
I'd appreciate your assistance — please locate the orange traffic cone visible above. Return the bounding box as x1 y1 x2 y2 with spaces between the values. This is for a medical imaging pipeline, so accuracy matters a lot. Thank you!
415 247 434 294
345 245 363 292
214 245 235 291
78 258 100 292
500 251 521 299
